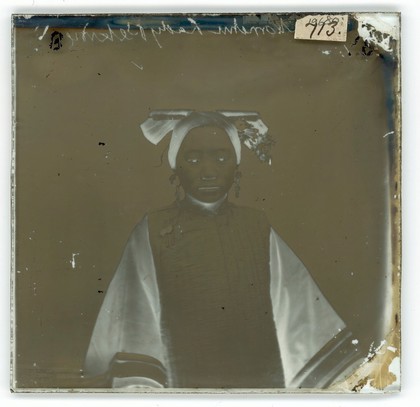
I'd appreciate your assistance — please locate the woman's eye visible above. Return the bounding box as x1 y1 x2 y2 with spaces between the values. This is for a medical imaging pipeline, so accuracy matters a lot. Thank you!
217 156 227 162
187 157 199 164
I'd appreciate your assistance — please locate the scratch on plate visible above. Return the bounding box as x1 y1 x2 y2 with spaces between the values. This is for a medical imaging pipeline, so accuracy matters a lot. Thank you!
343 44 351 55
131 61 144 70
38 26 49 41
70 253 80 269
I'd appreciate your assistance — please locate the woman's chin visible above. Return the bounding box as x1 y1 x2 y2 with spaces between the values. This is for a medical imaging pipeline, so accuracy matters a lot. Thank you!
190 190 227 203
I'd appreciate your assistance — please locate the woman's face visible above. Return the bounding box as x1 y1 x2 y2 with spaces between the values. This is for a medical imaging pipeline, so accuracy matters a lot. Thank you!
175 126 237 203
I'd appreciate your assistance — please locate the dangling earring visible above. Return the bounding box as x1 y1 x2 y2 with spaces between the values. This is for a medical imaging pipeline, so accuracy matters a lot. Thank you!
234 170 241 198
169 173 181 202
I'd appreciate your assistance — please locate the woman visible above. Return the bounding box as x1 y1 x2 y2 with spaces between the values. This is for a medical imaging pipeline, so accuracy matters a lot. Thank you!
84 111 359 389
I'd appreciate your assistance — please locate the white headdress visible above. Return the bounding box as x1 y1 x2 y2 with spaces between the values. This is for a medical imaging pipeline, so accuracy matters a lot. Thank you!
140 110 274 169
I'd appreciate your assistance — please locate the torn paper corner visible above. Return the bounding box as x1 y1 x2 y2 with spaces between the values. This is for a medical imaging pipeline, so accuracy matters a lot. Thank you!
329 336 401 393
359 357 400 393
354 13 399 53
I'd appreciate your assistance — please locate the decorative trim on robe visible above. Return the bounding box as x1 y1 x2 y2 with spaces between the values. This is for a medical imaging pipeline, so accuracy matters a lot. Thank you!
109 353 167 387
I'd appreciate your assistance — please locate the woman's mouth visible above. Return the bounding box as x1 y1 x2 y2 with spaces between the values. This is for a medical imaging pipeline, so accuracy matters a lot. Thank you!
198 186 221 191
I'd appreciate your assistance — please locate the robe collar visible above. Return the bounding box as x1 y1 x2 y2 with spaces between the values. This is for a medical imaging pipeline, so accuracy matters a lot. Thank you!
184 193 228 214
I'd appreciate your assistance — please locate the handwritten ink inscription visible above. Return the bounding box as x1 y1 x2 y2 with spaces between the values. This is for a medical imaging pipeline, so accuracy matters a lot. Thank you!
36 18 291 49
294 14 348 42
305 17 339 39
49 31 63 50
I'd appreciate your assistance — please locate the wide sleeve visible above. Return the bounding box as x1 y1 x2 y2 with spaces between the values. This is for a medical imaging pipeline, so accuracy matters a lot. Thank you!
83 216 169 387
270 228 359 388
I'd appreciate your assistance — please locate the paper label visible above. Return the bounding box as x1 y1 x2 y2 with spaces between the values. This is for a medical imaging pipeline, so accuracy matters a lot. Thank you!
294 14 348 42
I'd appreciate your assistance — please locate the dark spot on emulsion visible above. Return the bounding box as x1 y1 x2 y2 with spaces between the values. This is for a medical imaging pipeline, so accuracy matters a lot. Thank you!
375 31 384 42
98 142 106 146
57 173 60 176
395 313 399 325
221 306 225 310
316 297 319 301
361 40 374 56
98 290 104 294
98 278 102 281
352 377 369 392
97 72 101 76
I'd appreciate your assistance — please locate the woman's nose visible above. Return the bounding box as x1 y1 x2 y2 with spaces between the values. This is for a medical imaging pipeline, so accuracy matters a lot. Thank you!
200 160 218 180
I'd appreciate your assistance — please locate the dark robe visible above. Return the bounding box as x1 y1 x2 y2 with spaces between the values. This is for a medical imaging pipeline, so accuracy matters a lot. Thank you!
147 200 285 388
